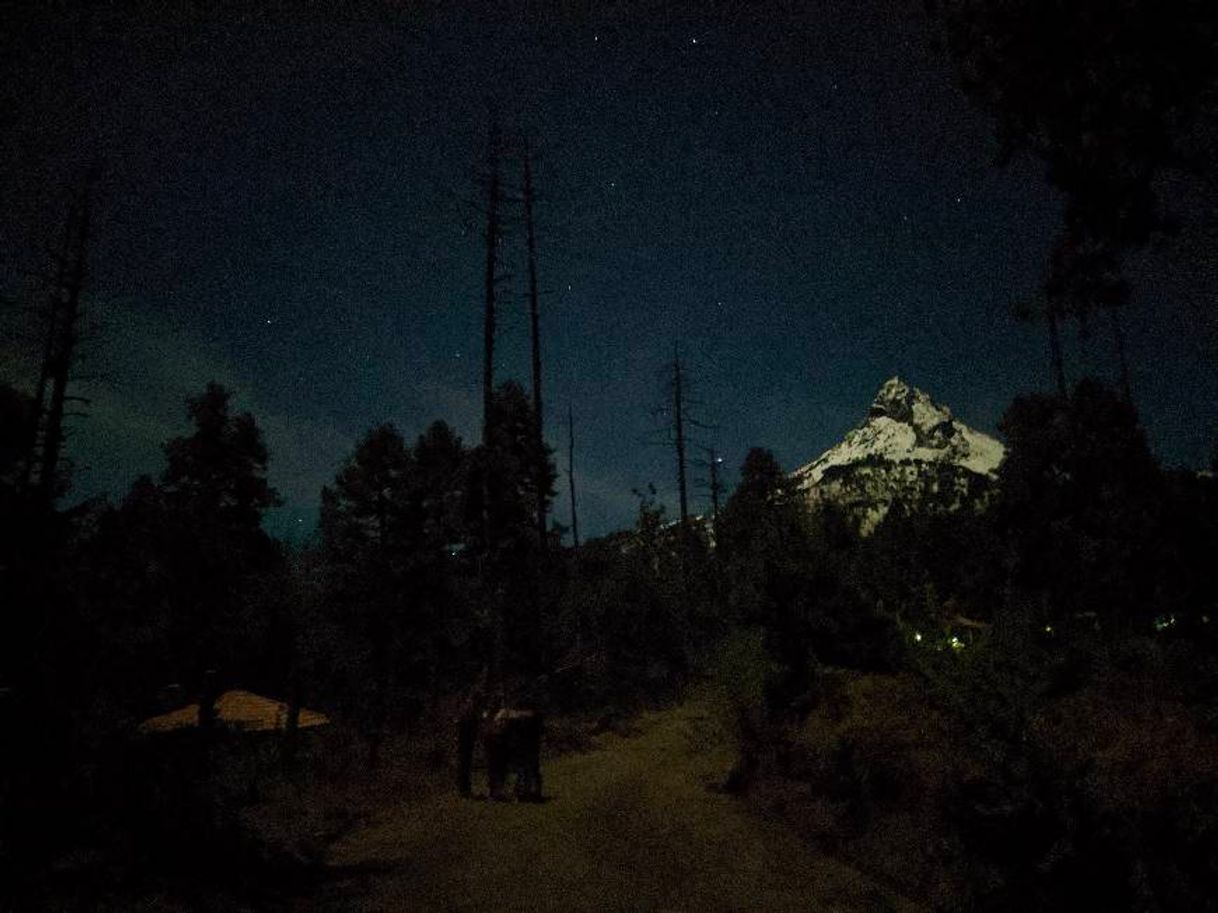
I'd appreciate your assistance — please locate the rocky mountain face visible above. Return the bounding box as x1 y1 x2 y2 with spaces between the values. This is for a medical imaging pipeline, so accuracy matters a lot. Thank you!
792 377 1005 534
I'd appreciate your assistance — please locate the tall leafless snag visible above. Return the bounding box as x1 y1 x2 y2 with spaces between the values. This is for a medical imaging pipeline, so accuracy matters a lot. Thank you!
522 135 547 547
660 341 713 597
482 117 504 446
21 208 72 493
1045 298 1068 399
25 169 97 508
567 403 579 548
672 341 690 532
695 445 725 534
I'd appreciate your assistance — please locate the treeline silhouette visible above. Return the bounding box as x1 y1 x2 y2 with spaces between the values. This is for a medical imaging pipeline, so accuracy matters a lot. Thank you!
0 371 726 906
4 365 1218 908
712 379 1218 911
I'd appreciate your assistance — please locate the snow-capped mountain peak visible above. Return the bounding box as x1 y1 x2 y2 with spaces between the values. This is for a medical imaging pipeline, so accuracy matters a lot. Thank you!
792 377 1004 532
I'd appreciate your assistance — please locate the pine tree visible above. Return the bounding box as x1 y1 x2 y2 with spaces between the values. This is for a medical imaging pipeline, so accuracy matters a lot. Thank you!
321 423 415 561
150 383 282 690
931 0 1218 392
467 381 557 675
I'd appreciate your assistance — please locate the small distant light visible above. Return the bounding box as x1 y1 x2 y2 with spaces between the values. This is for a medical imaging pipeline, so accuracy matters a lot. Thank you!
265 318 273 325
691 37 697 44
1203 615 1211 624
1043 625 1054 634
913 632 923 643
949 635 965 651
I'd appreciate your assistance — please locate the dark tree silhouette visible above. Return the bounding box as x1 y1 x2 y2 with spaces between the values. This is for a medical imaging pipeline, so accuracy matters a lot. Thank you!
717 448 807 626
162 383 280 533
717 449 815 715
930 0 1218 390
412 419 468 549
567 404 580 548
320 422 455 758
481 119 504 445
996 380 1164 630
522 137 547 547
25 173 96 506
661 343 701 597
0 384 34 497
157 383 281 685
321 423 415 561
696 446 726 536
466 381 556 676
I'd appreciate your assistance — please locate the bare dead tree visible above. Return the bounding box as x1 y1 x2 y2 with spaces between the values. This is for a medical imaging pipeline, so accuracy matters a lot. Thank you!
666 341 705 599
695 445 725 532
1108 303 1132 402
482 118 503 445
1046 301 1068 398
672 341 690 531
567 403 579 548
522 136 547 546
21 206 74 492
644 341 713 541
27 171 96 507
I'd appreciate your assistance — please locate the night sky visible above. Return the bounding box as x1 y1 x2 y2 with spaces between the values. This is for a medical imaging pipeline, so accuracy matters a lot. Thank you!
3 1 1216 541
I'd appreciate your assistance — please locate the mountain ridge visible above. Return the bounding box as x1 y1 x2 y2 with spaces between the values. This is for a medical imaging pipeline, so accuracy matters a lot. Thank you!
792 377 1004 533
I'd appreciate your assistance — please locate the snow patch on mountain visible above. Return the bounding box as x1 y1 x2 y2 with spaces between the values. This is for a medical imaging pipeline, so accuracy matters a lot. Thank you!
793 377 1004 533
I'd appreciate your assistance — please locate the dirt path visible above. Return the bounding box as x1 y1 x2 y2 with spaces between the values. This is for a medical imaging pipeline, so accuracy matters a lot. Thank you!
302 697 921 912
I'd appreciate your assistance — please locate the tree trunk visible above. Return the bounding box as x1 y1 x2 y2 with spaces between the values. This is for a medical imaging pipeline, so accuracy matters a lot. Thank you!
482 120 501 445
1108 304 1132 402
523 138 547 548
567 404 579 548
672 343 691 599
35 175 93 506
1046 303 1068 398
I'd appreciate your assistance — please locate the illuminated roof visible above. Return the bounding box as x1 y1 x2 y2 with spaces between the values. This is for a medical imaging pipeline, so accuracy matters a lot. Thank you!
138 688 329 734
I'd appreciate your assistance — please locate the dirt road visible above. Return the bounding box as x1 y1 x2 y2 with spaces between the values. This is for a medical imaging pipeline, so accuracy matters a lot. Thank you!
302 697 920 912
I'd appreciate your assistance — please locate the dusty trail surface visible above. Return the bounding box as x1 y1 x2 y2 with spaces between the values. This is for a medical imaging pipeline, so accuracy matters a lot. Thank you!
301 696 920 912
